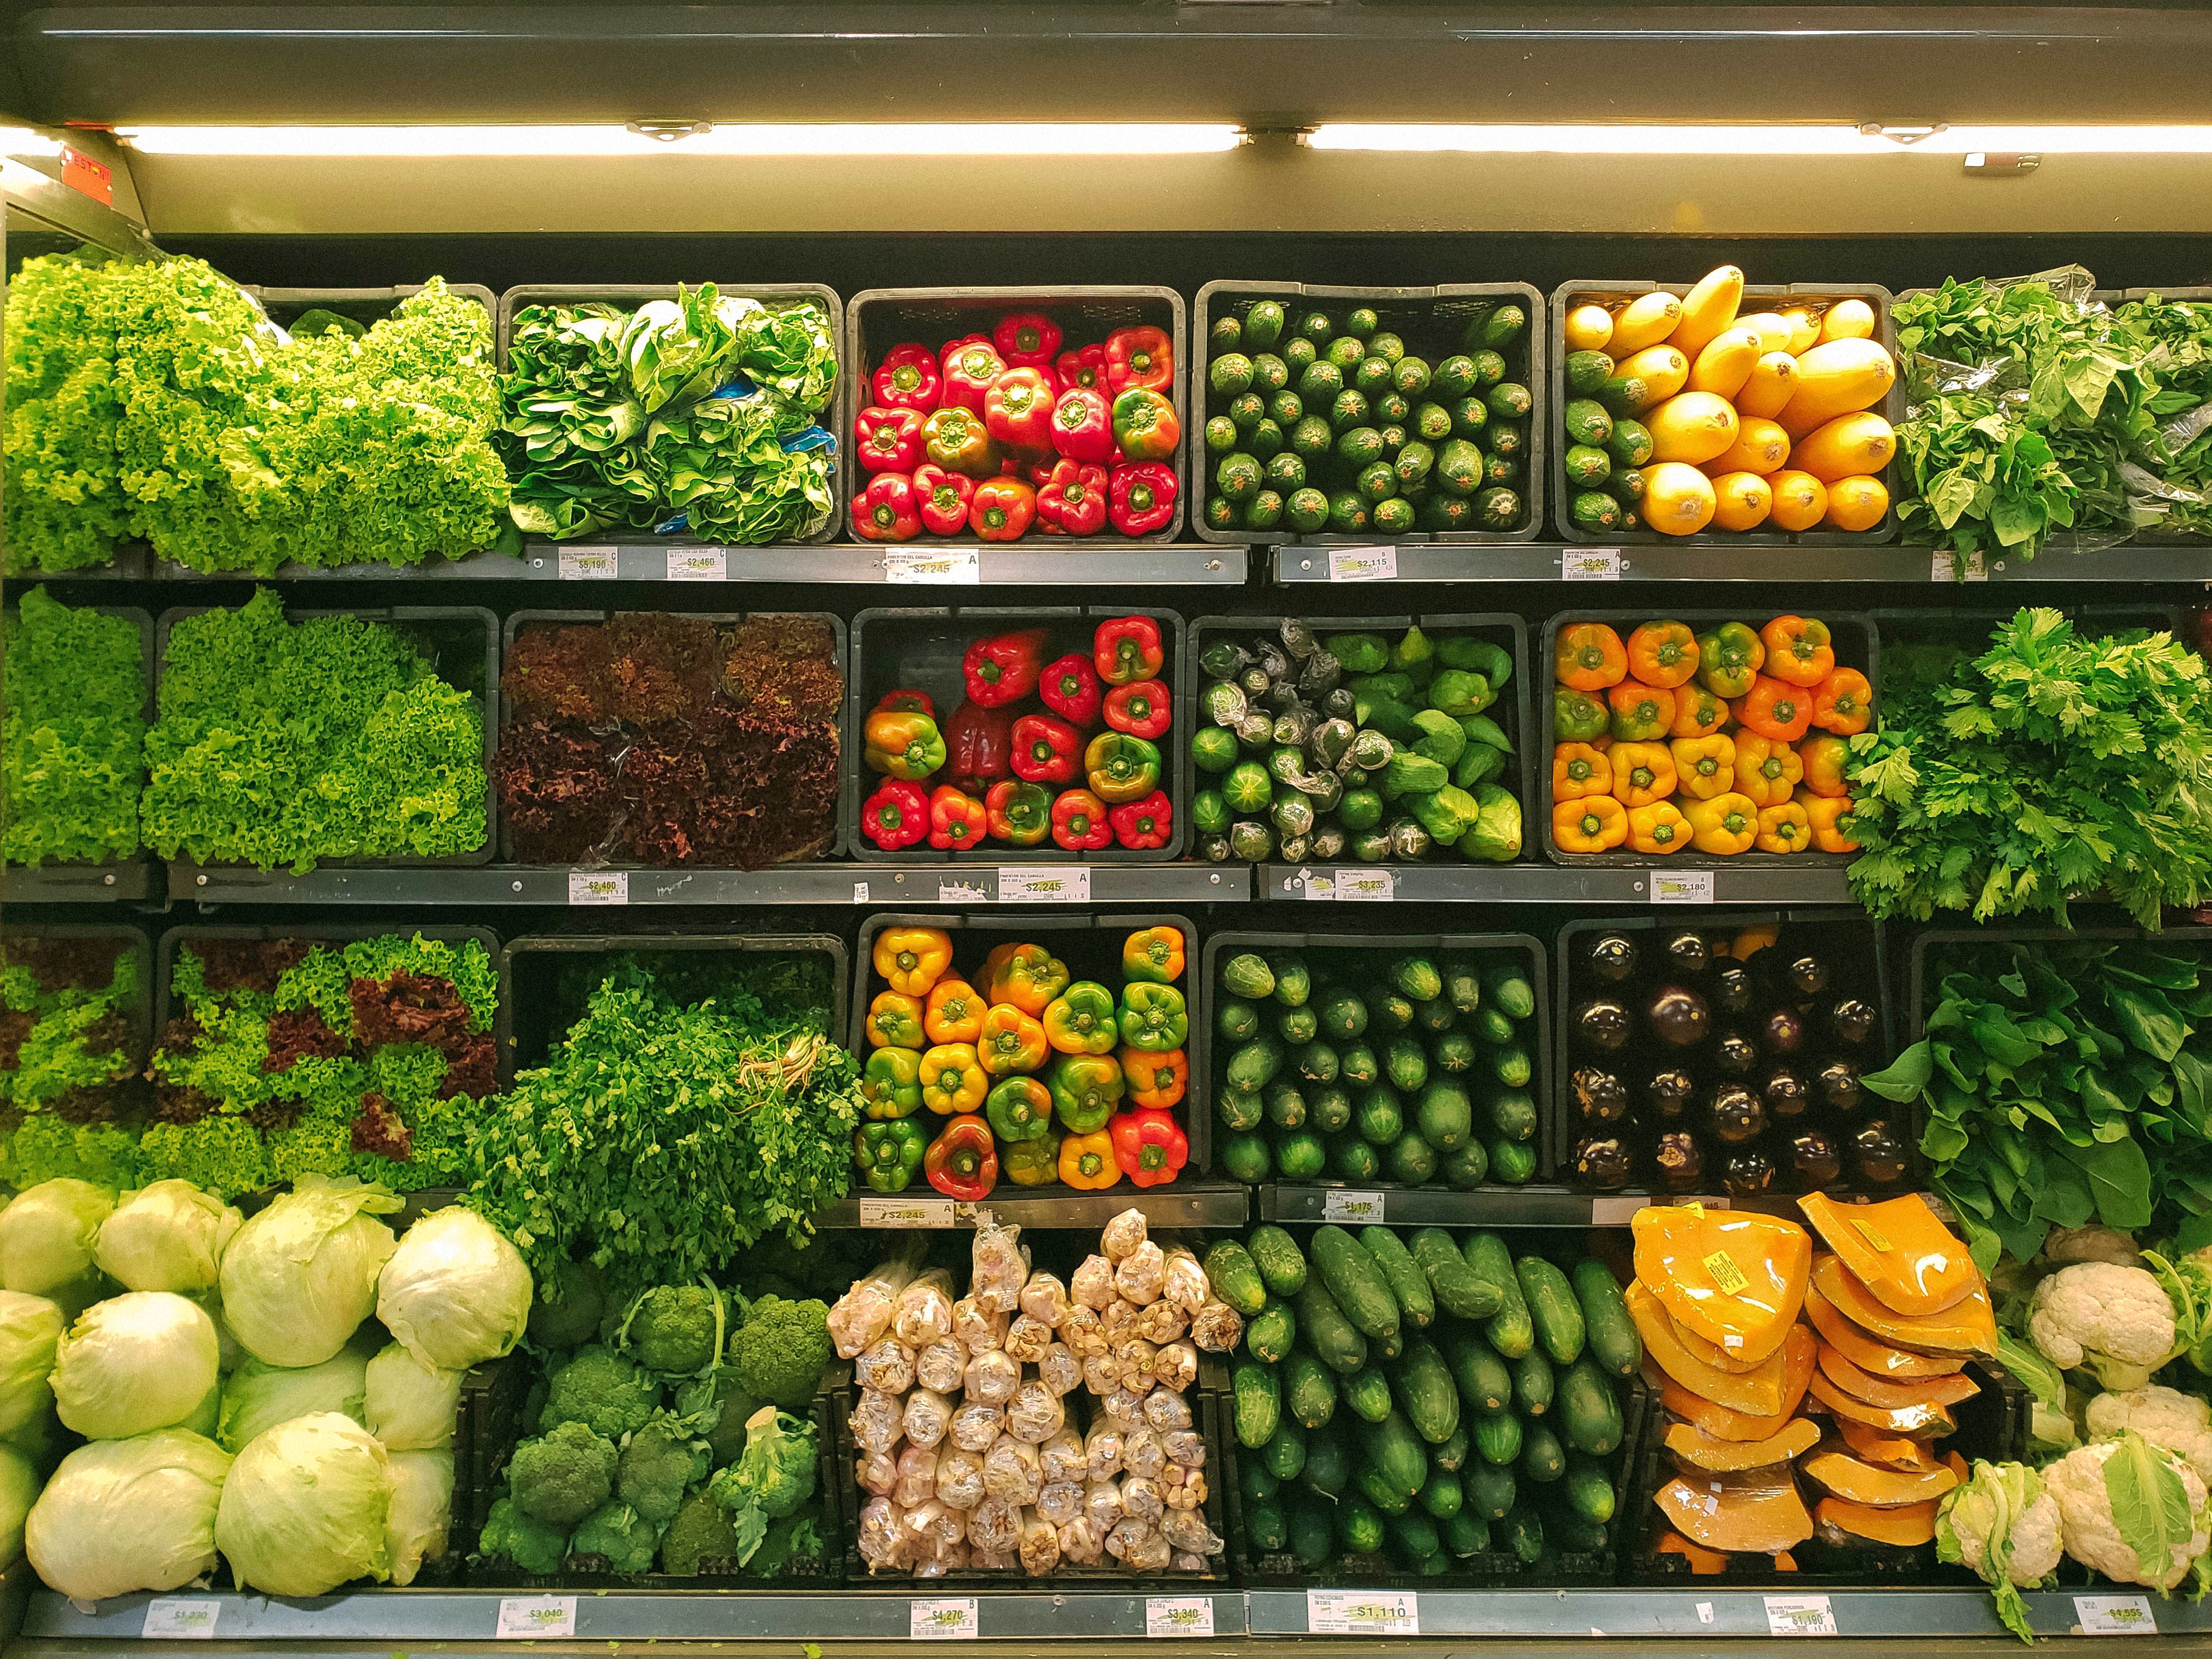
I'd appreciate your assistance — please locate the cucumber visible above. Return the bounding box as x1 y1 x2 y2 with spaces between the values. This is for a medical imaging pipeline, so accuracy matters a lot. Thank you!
1391 1336 1461 1445
1438 1329 1512 1416
1391 1510 1441 1564
1472 1003 1517 1046
1287 1500 1334 1568
1517 1256 1587 1364
1240 1457 1280 1505
1233 1358 1281 1448
1285 1352 1338 1429
1245 1499 1288 1553
1276 1004 1319 1045
1483 961 1537 1020
1490 1137 1540 1186
1417 1464 1463 1520
1264 1419 1309 1481
1374 1325 1404 1363
1343 1366 1395 1424
1216 996 1261 1042
1442 957 1484 1014
1557 1354 1626 1456
1301 1429 1350 1500
1220 952 1276 1001
1311 1226 1401 1342
1411 1228 1501 1320
1360 1225 1436 1329
1295 1281 1370 1376
1512 1347 1554 1418
1547 1509 1608 1554
1491 1044 1533 1089
1337 1492 1387 1554
1444 1510 1491 1557
1465 1461 1517 1521
1226 1035 1284 1092
1360 1410 1430 1501
1358 1463 1414 1516
1215 1085 1264 1132
1518 1420 1566 1485
1462 1233 1533 1358
1247 1298 1298 1364
1486 1088 1540 1143
1247 1225 1308 1296
1204 1240 1267 1317
1572 1258 1642 1377
1562 1454 1617 1524
1500 1504 1545 1564
1433 1422 1472 1473
1472 1411 1522 1466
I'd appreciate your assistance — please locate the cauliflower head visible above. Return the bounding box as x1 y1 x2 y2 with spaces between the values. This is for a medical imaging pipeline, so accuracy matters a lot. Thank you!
617 1411 712 1524
2087 1386 2212 1485
539 1343 660 1440
729 1295 834 1412
1938 1458 2062 1643
569 1499 661 1573
2029 1263 2176 1388
2044 1433 2212 1592
2047 1227 2143 1268
480 1495 568 1576
508 1419 618 1529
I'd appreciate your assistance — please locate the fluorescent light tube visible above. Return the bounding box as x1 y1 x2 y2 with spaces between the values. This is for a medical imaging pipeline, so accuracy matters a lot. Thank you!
0 127 65 157
1306 122 2212 156
115 124 1247 158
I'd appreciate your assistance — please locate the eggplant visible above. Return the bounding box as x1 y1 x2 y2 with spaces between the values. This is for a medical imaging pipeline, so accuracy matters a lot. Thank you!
1583 932 1640 985
1816 1060 1863 1117
1646 984 1711 1049
1572 1135 1633 1191
1760 1007 1806 1055
1780 952 1829 998
1853 1120 1911 1187
1571 1066 1630 1126
1646 1068 1697 1122
1722 1146 1777 1200
1706 1083 1765 1146
1654 1131 1705 1193
1759 1068 1809 1123
1661 930 1712 978
1711 962 1753 1016
1572 998 1632 1055
1713 1031 1758 1077
1827 997 1877 1046
1788 1128 1842 1189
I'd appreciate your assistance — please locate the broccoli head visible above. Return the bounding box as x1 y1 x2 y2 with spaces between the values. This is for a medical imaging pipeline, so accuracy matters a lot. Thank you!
617 1410 712 1524
527 1258 609 1351
539 1344 660 1440
751 1510 825 1577
479 1495 569 1576
508 1419 619 1529
709 1405 819 1524
659 1489 739 1576
618 1282 730 1377
569 1500 662 1574
675 1369 767 1470
729 1296 835 1411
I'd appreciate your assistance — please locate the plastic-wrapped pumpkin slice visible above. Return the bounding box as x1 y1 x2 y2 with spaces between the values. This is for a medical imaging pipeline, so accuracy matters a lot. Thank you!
1668 1307 1770 1375
1633 1206 1812 1366
1656 1530 1730 1574
1808 1253 1996 1358
1801 1444 1962 1508
1656 1471 1815 1554
1815 1495 1939 1548
1834 1417 1938 1471
1816 1341 1980 1411
1802 1281 1965 1380
1630 1282 1801 1415
1645 1325 1817 1441
1806 1369 1956 1435
1665 1415 1821 1473
1799 1192 1982 1316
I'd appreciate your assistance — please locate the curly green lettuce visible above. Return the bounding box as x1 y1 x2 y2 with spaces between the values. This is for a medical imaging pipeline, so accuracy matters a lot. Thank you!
2 588 146 865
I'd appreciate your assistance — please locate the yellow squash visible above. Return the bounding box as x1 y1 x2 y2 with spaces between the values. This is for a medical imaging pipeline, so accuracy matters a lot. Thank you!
1709 472 1773 532
1734 352 1801 419
1778 339 1897 437
1792 413 1897 485
1647 392 1742 465
1669 264 1747 361
1765 470 1828 533
1616 344 1690 408
1687 328 1763 399
1712 417 1791 477
1641 462 1718 537
1823 475 1890 532
1818 298 1878 342
1610 290 1685 355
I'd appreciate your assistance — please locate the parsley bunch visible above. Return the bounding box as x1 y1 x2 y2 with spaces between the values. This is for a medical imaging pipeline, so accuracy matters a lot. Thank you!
1846 608 2212 926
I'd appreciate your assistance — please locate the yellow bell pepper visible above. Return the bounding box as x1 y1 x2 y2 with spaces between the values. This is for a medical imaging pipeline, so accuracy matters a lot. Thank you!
981 941 1070 1015
1553 795 1628 852
1609 740 1676 808
865 990 927 1050
1669 682 1729 739
1552 742 1612 802
1121 927 1185 984
1797 732 1850 799
1755 800 1813 854
1684 792 1758 856
1627 800 1690 855
977 1004 1050 1076
1801 790 1859 853
874 927 953 996
1669 734 1735 802
920 1042 987 1115
1058 1129 1122 1189
923 977 985 1045
1122 1046 1188 1110
1733 733 1802 808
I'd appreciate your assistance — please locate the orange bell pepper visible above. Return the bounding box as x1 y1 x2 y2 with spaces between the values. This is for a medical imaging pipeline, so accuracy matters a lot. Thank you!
1554 623 1628 691
982 941 1069 1015
1121 926 1186 984
865 990 927 1050
1121 1046 1188 1110
1811 667 1873 736
1684 792 1758 856
1797 733 1850 798
1670 734 1736 801
1801 791 1859 853
923 977 986 1045
1670 682 1728 738
977 1004 1050 1076
1755 800 1813 854
1609 741 1677 808
920 1042 988 1114
1624 620 1701 689
1733 675 1813 743
1058 1129 1121 1189
1627 800 1691 855
1734 733 1803 807
874 927 953 996
1759 616 1835 688
1554 795 1628 852
1552 742 1613 802
1607 680 1677 742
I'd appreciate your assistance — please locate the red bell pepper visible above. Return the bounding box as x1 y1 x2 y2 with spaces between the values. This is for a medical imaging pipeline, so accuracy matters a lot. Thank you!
941 338 1007 414
1111 387 1180 464
944 700 1015 793
1024 456 1059 488
873 343 942 414
983 368 1057 454
876 689 936 718
852 472 921 542
1104 325 1174 395
1036 459 1109 537
927 785 988 851
1108 463 1178 538
1049 387 1114 464
1051 788 1113 851
1103 679 1172 740
861 779 930 850
969 477 1036 541
986 780 1053 846
961 629 1049 708
1094 615 1165 686
912 463 975 536
923 1113 997 1201
993 312 1064 373
1056 344 1107 392
1110 789 1172 851
856 405 925 474
1039 653 1102 727
1011 713 1082 784
1109 1108 1187 1188
923 406 1000 481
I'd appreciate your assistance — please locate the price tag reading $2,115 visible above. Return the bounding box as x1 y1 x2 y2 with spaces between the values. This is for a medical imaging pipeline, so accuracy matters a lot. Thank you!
1327 545 1397 582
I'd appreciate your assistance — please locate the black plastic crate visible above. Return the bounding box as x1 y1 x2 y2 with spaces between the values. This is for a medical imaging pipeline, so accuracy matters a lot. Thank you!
1197 927 1551 1186
844 285 1188 547
1180 613 1533 868
0 601 154 885
453 1349 532 1549
1907 921 2212 1041
1548 278 1903 547
853 911 1204 1181
498 608 852 864
0 921 155 1082
1538 608 1879 871
1551 912 1903 1200
848 605 1188 863
1189 280 1546 546
152 603 501 870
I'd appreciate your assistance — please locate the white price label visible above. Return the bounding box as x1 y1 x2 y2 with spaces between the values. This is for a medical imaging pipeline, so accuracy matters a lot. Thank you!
886 547 982 585
2075 1595 2156 1636
859 1197 955 1229
1333 868 1395 902
1322 1189 1387 1224
1696 1603 1716 1626
1562 547 1622 580
1763 1595 1837 1637
557 546 617 580
937 879 990 903
998 866 1091 903
665 547 726 581
141 1601 220 1639
1652 869 1716 904
1306 1590 1419 1636
1591 1196 1646 1226
1300 871 1334 900
1327 544 1398 582
852 881 870 903
910 1598 979 1640
496 1597 577 1639
1145 1598 1215 1639
567 870 628 906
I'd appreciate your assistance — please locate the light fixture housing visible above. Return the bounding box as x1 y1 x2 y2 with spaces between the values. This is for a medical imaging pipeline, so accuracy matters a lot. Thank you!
113 123 1250 157
1303 122 2212 156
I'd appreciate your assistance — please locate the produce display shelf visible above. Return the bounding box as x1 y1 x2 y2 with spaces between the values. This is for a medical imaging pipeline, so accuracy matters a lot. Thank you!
1253 1181 1720 1227
814 1180 1248 1232
1272 540 2212 584
0 861 156 903
1259 862 1853 904
167 861 1251 905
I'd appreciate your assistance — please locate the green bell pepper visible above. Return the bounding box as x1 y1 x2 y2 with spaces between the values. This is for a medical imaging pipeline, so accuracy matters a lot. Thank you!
984 1075 1054 1143
1042 981 1121 1056
1049 1052 1125 1134
1554 686 1609 743
1084 732 1163 804
861 1047 925 1120
1119 981 1189 1051
855 1120 927 1192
